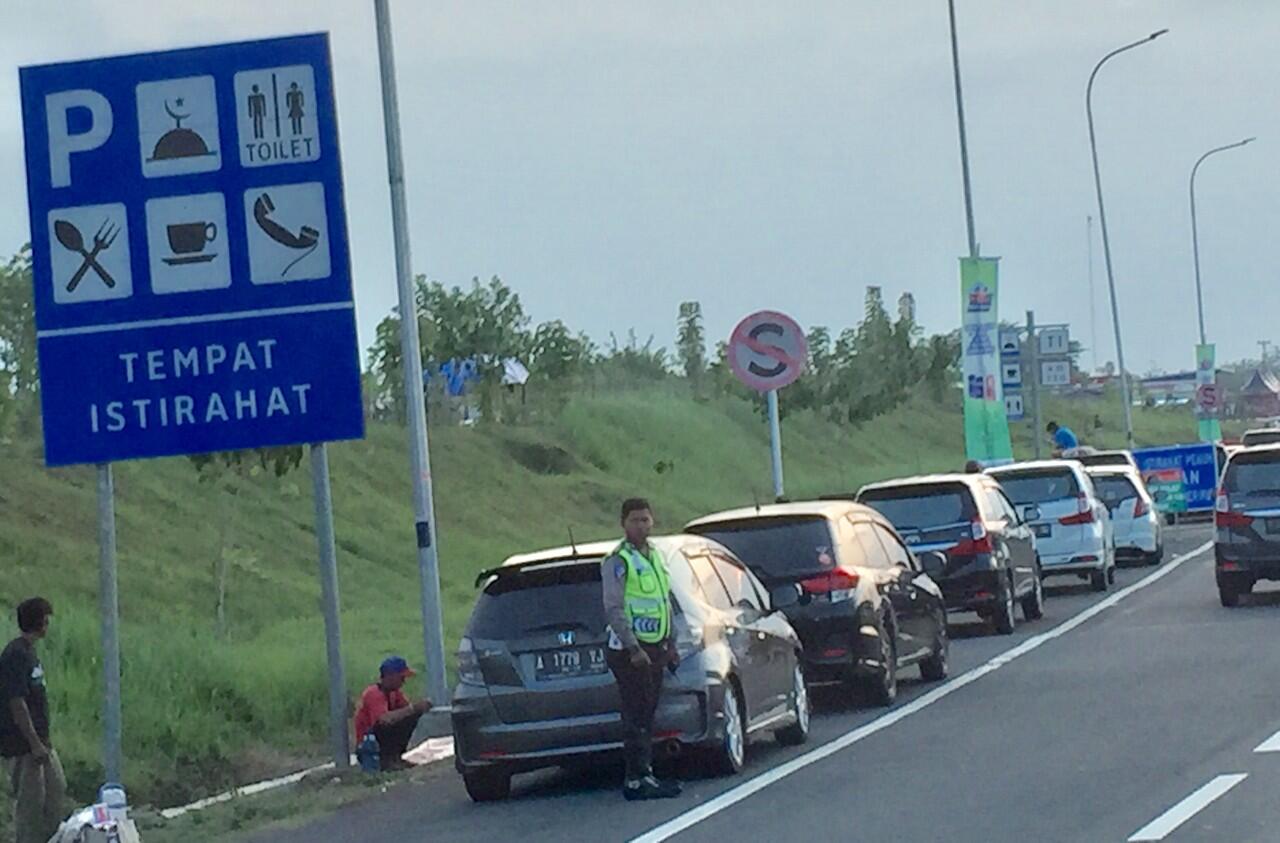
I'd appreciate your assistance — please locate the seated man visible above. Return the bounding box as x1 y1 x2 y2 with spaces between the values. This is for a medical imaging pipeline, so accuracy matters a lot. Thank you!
353 656 432 770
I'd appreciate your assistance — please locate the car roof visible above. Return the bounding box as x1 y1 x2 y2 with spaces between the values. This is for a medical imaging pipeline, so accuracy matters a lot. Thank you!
986 459 1084 475
857 473 989 494
686 499 875 529
499 534 716 568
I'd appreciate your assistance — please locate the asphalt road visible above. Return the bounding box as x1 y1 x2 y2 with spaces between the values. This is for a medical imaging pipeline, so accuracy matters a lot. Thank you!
249 524 1280 843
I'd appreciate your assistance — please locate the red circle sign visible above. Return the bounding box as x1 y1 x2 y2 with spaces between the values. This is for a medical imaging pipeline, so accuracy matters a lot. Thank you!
728 310 808 392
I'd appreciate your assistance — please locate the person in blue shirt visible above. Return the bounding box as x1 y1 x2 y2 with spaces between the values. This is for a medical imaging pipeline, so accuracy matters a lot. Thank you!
1046 421 1078 454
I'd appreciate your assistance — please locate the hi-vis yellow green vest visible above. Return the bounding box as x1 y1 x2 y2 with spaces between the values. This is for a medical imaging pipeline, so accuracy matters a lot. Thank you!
618 542 672 644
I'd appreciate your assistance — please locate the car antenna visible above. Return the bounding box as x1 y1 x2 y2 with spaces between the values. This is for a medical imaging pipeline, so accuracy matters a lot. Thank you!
568 526 579 556
752 489 761 514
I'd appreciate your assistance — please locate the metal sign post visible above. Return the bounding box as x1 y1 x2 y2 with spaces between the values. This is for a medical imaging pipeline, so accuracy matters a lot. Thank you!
727 311 807 500
375 0 450 718
21 34 365 774
1027 311 1043 459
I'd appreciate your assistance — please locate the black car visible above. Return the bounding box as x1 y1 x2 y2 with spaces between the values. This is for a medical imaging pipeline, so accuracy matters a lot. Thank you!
1215 444 1280 607
852 474 1042 635
685 501 948 707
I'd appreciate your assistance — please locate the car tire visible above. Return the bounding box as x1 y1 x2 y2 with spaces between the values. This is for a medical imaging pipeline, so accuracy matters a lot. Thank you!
1107 562 1117 585
919 615 949 682
1090 567 1109 592
1219 583 1241 607
776 662 811 747
710 682 747 775
1148 546 1164 566
463 768 512 803
860 617 898 707
993 577 1017 635
1021 567 1045 621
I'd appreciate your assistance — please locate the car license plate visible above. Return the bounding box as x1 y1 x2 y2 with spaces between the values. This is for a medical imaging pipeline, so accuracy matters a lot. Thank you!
1035 524 1052 538
535 646 607 681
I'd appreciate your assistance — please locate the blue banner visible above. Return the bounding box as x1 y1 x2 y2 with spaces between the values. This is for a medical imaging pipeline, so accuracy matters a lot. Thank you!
1133 443 1217 513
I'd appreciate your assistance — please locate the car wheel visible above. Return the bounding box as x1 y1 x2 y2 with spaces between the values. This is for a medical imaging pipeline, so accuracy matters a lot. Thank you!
711 683 746 775
463 768 512 802
1219 583 1240 607
1107 560 1117 585
776 662 811 746
1090 566 1109 592
919 614 949 682
993 577 1017 635
862 620 898 706
1021 567 1045 621
1148 546 1164 566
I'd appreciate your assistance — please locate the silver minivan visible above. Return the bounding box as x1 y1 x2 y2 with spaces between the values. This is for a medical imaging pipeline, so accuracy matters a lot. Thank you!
451 536 809 801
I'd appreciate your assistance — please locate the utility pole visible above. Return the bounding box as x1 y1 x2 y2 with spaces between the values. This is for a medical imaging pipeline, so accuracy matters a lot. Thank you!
1262 340 1273 365
1027 311 1043 460
947 0 978 260
1087 215 1098 373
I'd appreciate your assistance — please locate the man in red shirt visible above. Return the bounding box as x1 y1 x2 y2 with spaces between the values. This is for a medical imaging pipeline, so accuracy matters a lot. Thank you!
353 657 432 770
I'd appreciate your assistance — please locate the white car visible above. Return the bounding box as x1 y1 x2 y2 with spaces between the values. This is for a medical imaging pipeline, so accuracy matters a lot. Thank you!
987 460 1115 591
1071 449 1139 473
1084 466 1163 565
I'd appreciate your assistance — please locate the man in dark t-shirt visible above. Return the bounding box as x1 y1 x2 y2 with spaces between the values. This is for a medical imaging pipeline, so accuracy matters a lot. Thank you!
0 597 65 843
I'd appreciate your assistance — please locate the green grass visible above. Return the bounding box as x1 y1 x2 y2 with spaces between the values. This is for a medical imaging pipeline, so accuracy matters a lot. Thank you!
0 385 1199 825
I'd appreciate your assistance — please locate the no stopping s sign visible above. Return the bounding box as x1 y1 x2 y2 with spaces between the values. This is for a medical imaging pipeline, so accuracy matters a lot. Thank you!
728 310 808 393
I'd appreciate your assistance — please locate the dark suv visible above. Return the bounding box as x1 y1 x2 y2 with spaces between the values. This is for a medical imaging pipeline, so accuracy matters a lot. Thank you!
685 501 948 707
1215 445 1280 606
451 536 808 801
852 474 1042 635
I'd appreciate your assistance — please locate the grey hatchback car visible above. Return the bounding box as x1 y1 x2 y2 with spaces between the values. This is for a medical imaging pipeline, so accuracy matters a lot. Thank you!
451 535 809 802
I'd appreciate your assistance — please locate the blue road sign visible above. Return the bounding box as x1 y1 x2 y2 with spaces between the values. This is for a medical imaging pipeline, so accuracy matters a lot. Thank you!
20 34 363 467
1133 443 1217 514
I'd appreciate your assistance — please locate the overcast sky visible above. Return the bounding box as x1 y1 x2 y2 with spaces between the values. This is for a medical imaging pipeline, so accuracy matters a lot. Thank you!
1 0 1273 374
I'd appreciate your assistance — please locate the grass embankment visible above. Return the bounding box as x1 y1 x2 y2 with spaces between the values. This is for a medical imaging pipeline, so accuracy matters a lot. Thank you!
0 386 1196 819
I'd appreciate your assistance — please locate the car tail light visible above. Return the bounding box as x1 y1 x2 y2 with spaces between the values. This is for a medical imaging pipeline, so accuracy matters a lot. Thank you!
1060 494 1095 525
950 520 994 556
1133 498 1149 518
1216 489 1254 528
801 568 860 602
457 637 485 686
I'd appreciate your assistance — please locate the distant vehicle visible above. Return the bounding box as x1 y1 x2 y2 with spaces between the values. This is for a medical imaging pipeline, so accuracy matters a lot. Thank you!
1242 428 1280 448
685 501 949 707
1072 449 1139 473
1084 466 1163 566
850 474 1042 635
452 535 809 801
986 460 1115 592
1215 444 1280 607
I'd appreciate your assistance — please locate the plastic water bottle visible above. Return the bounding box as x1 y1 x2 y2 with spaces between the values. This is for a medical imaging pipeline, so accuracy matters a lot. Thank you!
356 734 381 773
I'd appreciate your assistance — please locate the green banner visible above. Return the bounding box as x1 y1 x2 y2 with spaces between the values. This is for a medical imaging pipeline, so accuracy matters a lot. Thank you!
961 257 1014 464
1195 343 1221 443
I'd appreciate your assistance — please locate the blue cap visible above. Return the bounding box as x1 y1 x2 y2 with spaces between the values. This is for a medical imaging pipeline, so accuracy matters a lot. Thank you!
380 656 415 678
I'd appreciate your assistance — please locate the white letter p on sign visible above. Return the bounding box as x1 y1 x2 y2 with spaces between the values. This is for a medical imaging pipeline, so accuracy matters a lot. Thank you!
45 89 113 188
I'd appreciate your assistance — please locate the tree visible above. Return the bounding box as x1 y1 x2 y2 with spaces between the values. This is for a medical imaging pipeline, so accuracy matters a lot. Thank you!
0 247 38 437
676 302 707 396
529 320 595 383
596 330 670 388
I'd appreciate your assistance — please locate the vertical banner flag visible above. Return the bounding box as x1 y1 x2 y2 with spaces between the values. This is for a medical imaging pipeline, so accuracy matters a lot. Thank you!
961 257 1014 463
1195 343 1222 443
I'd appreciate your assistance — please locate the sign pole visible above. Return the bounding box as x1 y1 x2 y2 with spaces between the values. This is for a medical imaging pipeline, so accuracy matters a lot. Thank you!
97 463 122 783
1027 310 1042 459
309 444 349 770
767 389 784 499
375 0 450 715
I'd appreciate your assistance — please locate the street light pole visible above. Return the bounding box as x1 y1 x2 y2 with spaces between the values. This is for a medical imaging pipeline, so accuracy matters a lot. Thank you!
947 0 979 259
1086 28 1167 450
1190 137 1254 346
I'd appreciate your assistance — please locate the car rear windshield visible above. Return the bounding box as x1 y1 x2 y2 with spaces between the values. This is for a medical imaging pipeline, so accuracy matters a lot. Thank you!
690 517 836 580
990 469 1081 505
1076 453 1130 468
1092 474 1139 506
1225 453 1280 498
859 484 975 529
467 561 605 639
1243 431 1280 447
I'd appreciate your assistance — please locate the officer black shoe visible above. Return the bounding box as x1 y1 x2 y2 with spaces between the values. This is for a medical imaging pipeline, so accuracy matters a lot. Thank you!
623 778 657 801
642 774 682 799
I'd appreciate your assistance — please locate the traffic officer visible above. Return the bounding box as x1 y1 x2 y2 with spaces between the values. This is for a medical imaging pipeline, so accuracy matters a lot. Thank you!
601 498 682 801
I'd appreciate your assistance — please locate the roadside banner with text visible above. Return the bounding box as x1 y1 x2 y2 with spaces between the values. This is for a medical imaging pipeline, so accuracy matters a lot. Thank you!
960 257 1013 464
1134 443 1217 514
1195 343 1222 443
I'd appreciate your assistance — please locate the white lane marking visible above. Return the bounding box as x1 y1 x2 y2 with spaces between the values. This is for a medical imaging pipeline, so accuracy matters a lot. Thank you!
1253 728 1280 753
1128 774 1248 841
630 540 1213 843
36 302 354 338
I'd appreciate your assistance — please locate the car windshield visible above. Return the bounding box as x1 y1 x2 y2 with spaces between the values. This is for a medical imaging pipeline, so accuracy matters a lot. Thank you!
1243 431 1280 447
1225 455 1280 499
468 561 606 639
990 469 1081 504
691 517 836 580
1092 475 1139 508
859 485 974 529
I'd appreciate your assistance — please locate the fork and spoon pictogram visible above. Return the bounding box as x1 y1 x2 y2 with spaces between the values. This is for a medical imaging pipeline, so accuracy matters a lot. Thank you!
53 219 119 292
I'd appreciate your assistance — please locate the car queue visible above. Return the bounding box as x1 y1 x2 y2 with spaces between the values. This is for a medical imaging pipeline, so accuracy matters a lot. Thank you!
449 436 1270 802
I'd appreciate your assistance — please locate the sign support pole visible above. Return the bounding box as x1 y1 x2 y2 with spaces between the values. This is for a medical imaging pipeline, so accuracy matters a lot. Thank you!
375 0 450 717
767 390 784 499
309 444 349 770
1027 310 1043 459
97 463 122 784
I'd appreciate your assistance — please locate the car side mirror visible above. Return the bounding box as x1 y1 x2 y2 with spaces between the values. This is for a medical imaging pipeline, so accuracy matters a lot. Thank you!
917 551 947 579
1022 505 1041 523
769 583 801 613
